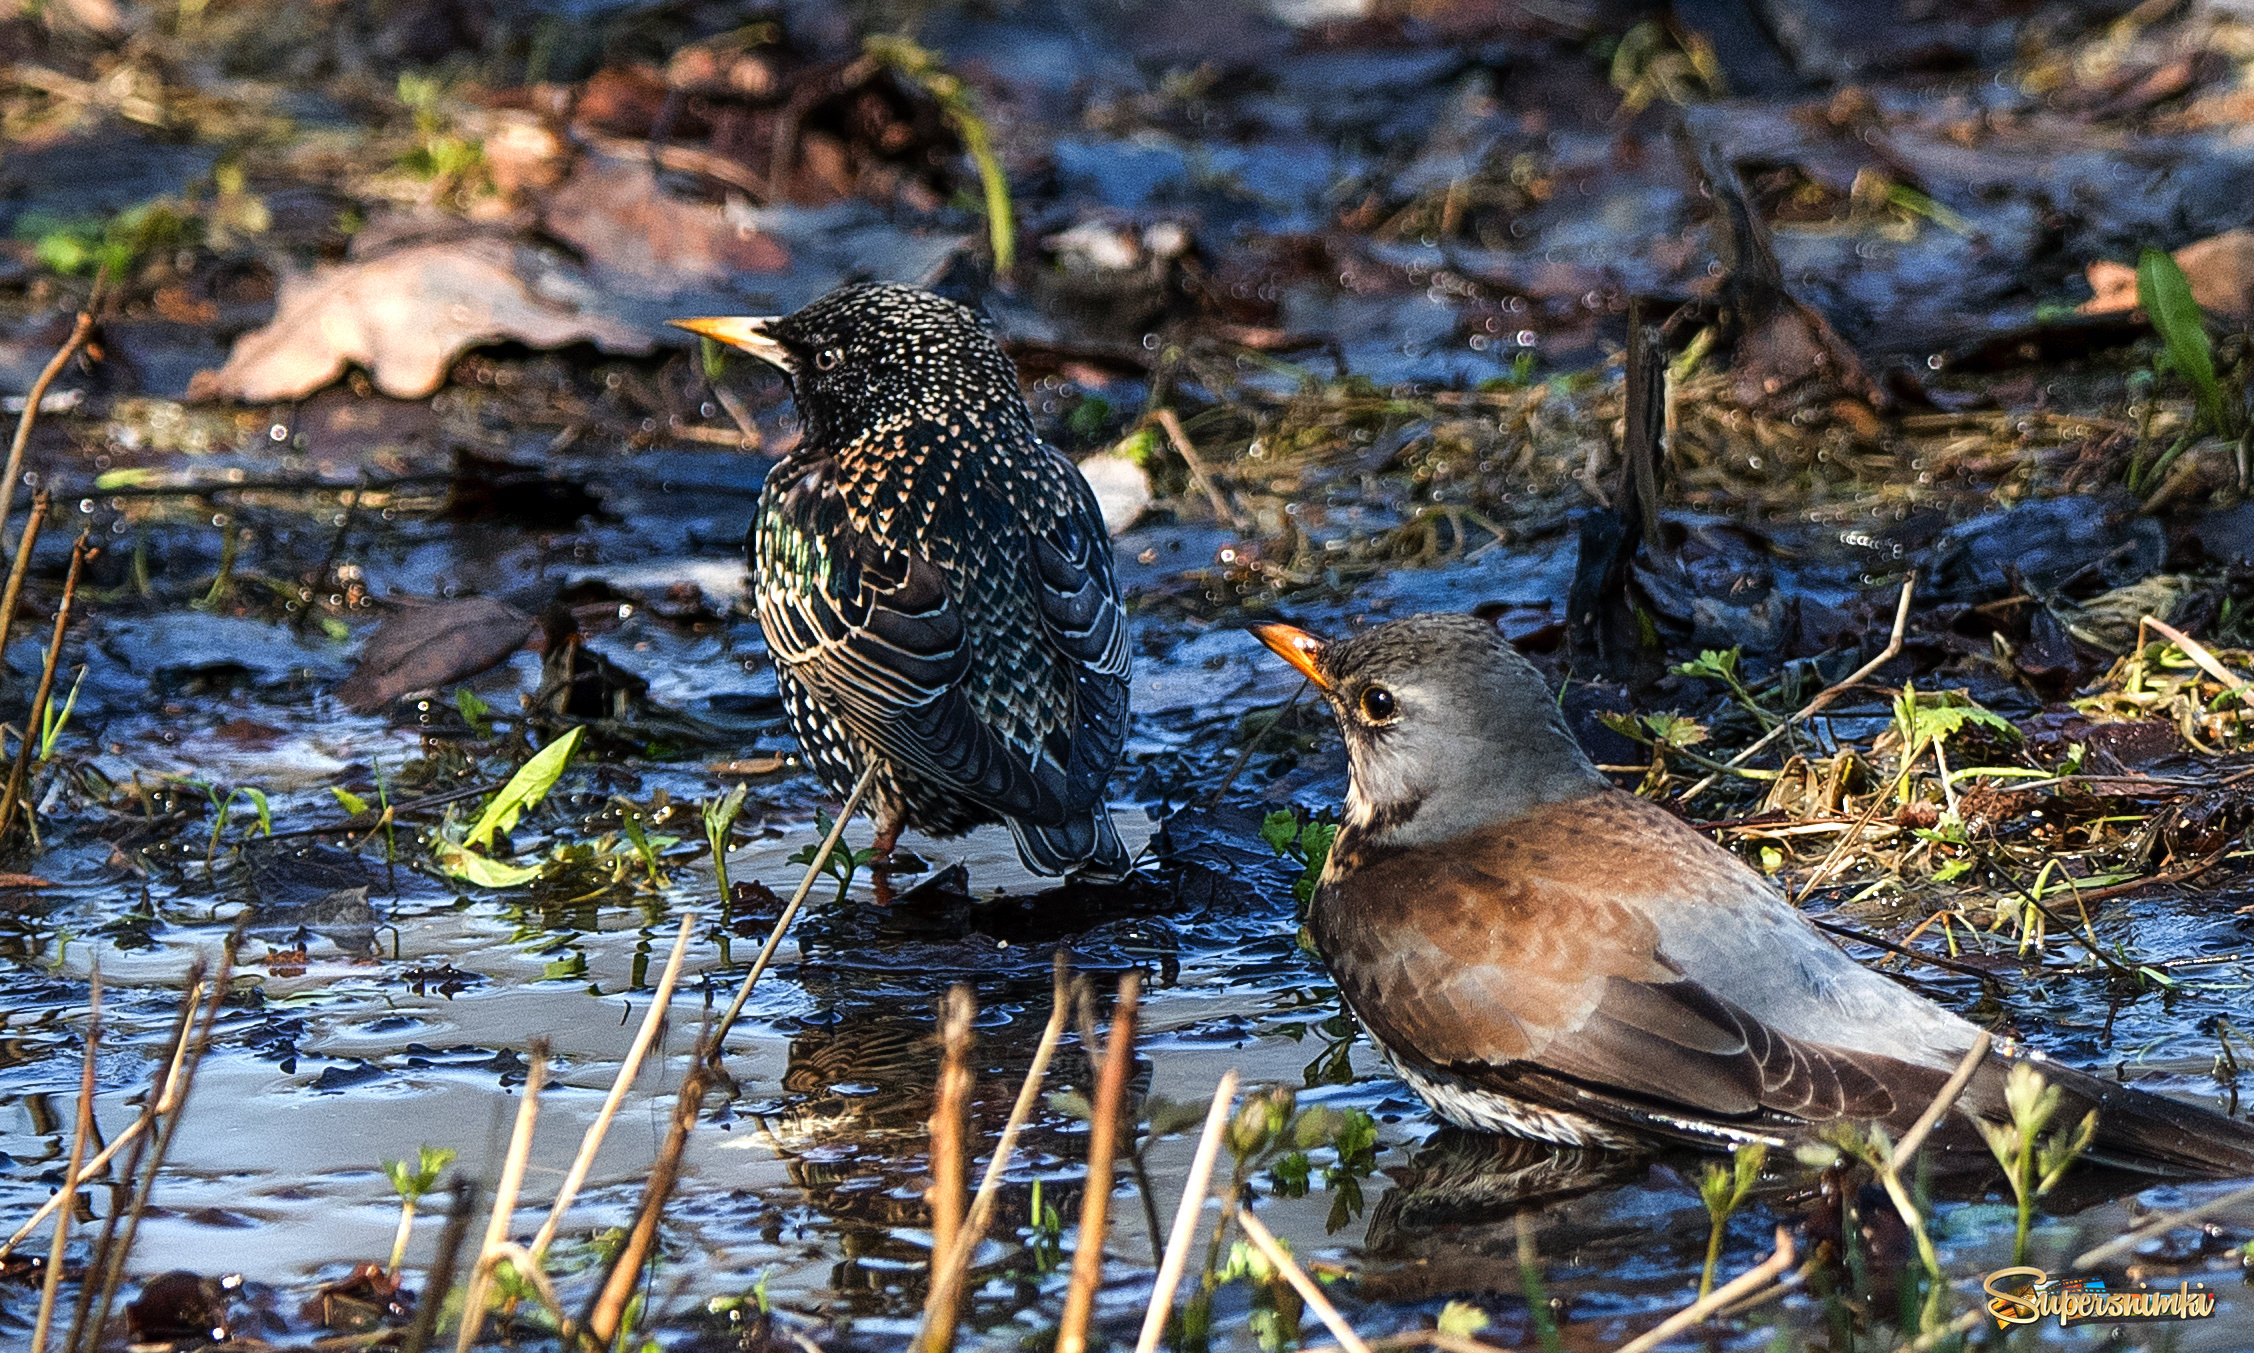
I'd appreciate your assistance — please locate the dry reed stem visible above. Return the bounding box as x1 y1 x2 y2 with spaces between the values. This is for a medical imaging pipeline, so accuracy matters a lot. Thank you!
0 309 94 553
529 913 696 1260
917 985 976 1353
453 1043 548 1353
29 967 98 1353
1132 1070 1239 1353
2073 1176 2254 1270
1681 572 1916 804
585 1039 715 1345
1154 408 1249 533
1613 1227 1797 1353
0 977 207 1260
0 532 87 839
64 970 208 1353
77 933 235 1345
1233 1208 1371 1353
911 956 1074 1353
1882 1307 1987 1353
0 490 49 662
1887 1033 1993 1168
711 763 877 1057
401 1179 477 1353
1056 974 1140 1353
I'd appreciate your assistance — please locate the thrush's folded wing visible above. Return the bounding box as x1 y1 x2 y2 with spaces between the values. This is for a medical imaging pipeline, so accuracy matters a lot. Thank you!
1025 450 1131 815
755 454 1069 825
1312 808 1931 1140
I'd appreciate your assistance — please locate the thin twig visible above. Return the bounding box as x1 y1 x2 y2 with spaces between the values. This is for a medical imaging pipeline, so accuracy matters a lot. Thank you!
585 1038 714 1345
2073 1177 2254 1269
1810 919 2003 982
0 490 49 664
0 310 95 556
1682 573 1915 804
710 764 878 1057
2137 614 2250 694
0 533 87 839
918 985 976 1353
529 914 696 1261
1154 409 1250 534
911 956 1073 1353
1889 1033 1993 1165
1133 1071 1239 1353
29 967 98 1353
453 1043 548 1353
1206 680 1308 810
1613 1228 1797 1353
1235 1209 1371 1353
1057 974 1141 1353
1882 1308 1986 1353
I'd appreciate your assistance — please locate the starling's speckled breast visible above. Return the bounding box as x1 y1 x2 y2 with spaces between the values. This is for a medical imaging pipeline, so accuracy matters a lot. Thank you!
745 284 1131 877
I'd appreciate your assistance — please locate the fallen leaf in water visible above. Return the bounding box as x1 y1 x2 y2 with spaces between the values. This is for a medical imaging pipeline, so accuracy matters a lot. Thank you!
188 237 650 402
0 873 53 888
709 755 787 775
541 153 789 297
2083 229 2254 323
335 596 537 712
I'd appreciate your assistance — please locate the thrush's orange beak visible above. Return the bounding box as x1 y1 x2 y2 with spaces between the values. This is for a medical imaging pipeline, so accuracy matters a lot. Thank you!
1251 623 1329 689
667 316 793 373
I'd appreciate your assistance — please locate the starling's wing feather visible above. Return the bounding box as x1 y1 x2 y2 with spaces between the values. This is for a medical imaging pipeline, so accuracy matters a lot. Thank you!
1025 452 1132 815
756 456 1067 823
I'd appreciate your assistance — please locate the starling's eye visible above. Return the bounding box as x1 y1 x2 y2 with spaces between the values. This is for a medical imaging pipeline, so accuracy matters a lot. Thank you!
1359 686 1396 723
815 348 843 371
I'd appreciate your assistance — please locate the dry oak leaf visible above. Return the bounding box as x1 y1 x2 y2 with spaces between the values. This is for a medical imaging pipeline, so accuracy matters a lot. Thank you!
188 238 650 403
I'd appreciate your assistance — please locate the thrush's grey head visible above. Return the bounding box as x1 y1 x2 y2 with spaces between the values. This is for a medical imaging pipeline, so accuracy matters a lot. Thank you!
674 283 1033 451
1253 613 1607 846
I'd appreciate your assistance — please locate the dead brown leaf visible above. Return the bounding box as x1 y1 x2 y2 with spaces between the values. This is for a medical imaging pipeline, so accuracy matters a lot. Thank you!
188 237 649 403
335 595 538 713
541 154 790 297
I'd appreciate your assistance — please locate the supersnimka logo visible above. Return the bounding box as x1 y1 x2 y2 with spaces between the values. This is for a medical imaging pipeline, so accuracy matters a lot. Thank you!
1981 1266 2220 1329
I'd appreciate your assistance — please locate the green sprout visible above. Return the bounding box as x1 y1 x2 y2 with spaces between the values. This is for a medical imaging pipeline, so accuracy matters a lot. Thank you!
864 36 1015 270
381 1145 458 1276
1259 809 1338 913
1696 1141 1767 1298
455 687 493 738
1979 1063 2097 1265
2138 247 2237 438
702 783 748 905
38 665 86 761
786 807 876 903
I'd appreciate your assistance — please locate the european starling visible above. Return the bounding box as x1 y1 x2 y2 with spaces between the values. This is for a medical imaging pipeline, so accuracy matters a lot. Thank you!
674 284 1131 878
1253 613 2254 1174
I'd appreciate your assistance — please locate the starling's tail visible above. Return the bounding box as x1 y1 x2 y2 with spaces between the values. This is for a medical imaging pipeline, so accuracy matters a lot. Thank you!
1952 1055 2254 1178
1009 805 1134 882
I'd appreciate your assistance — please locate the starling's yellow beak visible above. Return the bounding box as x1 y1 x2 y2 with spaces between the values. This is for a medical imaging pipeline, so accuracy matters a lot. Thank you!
668 316 793 373
1251 623 1329 689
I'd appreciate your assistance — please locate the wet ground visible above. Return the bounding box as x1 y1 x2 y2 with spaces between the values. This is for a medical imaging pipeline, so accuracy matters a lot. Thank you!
4 0 2254 1349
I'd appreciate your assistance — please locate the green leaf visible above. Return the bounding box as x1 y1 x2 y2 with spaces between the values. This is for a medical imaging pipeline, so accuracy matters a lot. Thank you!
455 686 493 737
466 726 583 849
1437 1302 1490 1338
241 786 271 836
2138 247 2232 435
1259 809 1302 858
433 841 544 888
332 786 370 816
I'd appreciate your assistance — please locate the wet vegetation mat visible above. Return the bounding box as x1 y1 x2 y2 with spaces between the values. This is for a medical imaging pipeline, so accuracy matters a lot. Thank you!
2 0 2254 1350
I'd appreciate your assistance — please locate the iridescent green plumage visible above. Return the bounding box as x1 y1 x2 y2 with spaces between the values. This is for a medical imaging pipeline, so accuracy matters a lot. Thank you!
745 284 1131 878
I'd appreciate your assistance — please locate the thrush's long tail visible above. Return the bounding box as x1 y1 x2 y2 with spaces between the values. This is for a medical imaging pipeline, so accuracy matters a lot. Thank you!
1008 805 1132 881
1962 1055 2254 1178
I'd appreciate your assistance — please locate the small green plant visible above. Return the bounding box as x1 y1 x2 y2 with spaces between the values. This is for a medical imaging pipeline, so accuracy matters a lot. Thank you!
1696 1141 1767 1298
432 727 584 887
18 201 192 279
863 35 1015 270
381 1145 458 1276
1672 648 1777 729
787 807 876 903
395 73 487 201
1025 1177 1065 1273
1979 1063 2097 1264
455 687 493 738
1259 809 1338 912
38 666 86 761
1889 683 2017 805
610 796 680 888
702 783 748 904
1435 1301 1489 1338
194 781 272 865
2138 247 2238 438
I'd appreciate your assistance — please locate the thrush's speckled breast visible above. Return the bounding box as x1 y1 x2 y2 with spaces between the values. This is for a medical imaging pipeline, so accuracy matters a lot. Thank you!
674 284 1131 878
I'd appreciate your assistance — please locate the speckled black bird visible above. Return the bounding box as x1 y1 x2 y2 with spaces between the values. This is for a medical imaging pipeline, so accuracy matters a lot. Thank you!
673 284 1131 878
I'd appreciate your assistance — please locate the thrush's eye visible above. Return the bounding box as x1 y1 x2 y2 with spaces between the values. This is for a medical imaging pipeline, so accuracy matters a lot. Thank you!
1359 685 1396 722
815 348 843 371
